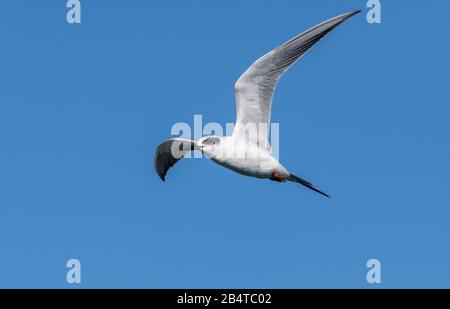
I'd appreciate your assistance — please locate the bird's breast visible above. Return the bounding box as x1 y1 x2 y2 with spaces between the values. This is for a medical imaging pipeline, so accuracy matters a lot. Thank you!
207 143 279 178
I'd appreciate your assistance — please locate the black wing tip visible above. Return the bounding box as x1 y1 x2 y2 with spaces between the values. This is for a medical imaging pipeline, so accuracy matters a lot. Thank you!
155 164 167 182
348 10 362 16
154 139 193 182
155 168 166 182
342 10 361 21
154 155 165 182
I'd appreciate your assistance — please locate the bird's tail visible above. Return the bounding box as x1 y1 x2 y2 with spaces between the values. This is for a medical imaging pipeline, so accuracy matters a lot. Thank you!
288 173 330 198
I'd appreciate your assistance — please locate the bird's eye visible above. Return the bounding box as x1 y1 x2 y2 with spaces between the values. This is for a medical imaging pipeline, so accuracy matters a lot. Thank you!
211 138 220 145
203 137 219 145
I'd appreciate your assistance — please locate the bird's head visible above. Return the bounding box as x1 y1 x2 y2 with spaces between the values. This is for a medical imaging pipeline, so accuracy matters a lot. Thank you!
198 136 223 157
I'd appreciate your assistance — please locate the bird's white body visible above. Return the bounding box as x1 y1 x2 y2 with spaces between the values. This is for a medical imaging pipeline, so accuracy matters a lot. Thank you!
200 136 289 179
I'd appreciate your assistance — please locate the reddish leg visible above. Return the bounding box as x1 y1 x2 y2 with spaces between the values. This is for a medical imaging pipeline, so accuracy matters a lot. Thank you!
270 172 286 182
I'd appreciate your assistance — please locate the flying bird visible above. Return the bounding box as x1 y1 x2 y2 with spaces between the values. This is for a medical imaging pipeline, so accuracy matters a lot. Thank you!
154 11 360 197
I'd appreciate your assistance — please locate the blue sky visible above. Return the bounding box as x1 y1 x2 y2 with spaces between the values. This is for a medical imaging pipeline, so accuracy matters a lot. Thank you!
0 0 449 288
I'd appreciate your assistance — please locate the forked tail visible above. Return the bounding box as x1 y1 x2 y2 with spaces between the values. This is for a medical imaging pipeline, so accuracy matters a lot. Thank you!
288 174 330 198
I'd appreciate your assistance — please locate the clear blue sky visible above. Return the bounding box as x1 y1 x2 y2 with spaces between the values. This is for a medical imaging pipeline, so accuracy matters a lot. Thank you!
0 0 449 288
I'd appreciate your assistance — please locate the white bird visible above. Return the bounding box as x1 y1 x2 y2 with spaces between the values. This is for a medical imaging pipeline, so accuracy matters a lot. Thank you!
154 10 360 197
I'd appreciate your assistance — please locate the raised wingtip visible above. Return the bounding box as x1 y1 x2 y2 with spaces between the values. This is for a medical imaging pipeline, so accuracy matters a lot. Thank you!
345 10 362 18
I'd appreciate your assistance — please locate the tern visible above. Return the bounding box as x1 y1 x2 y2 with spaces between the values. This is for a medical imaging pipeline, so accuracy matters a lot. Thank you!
154 10 360 197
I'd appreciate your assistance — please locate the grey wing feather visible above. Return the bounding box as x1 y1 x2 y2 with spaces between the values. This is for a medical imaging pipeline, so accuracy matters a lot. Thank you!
233 10 360 146
154 139 196 181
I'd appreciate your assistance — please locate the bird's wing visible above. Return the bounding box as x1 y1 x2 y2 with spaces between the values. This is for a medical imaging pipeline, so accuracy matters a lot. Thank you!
233 10 360 149
154 139 198 181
